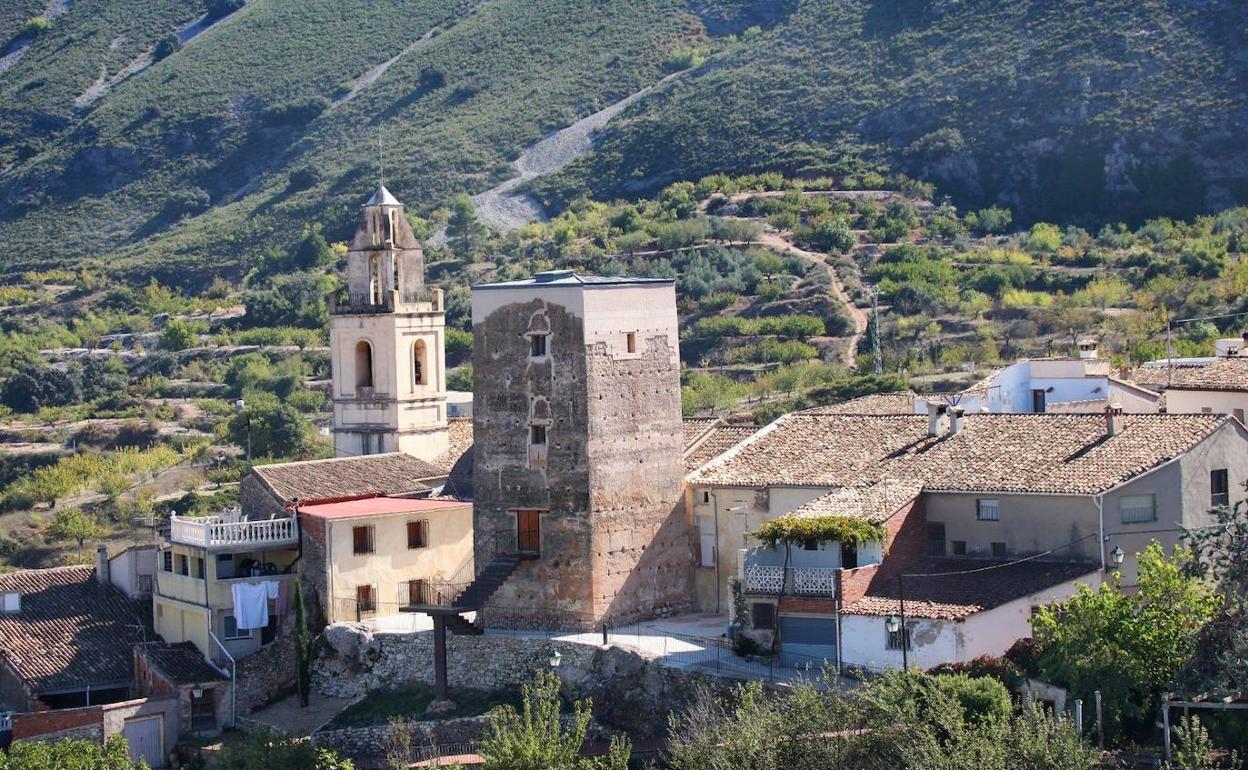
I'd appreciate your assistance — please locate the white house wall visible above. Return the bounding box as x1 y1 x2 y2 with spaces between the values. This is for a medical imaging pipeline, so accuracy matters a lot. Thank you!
1166 389 1248 417
841 615 960 671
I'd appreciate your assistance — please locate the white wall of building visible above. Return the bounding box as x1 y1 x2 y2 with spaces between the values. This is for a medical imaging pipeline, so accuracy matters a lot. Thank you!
1165 389 1248 417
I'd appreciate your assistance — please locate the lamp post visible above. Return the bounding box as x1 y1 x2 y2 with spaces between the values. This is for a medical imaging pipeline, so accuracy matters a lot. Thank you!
885 574 908 669
235 398 251 461
548 650 562 668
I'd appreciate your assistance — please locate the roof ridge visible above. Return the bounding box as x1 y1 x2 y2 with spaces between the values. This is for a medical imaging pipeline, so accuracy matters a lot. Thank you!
255 452 409 470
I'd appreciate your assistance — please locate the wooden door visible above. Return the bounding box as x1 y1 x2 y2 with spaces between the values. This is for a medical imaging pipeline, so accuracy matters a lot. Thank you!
516 510 541 555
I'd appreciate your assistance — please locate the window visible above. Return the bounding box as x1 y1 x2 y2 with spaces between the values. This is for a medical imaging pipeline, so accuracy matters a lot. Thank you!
354 340 374 390
413 340 426 387
751 602 775 630
190 691 216 733
353 525 375 555
1212 469 1230 507
356 584 376 613
529 334 547 358
223 615 251 640
216 553 235 580
952 540 967 556
407 519 429 549
138 575 153 594
1032 389 1046 413
162 550 173 572
177 554 189 576
991 542 1007 558
927 523 946 556
530 425 547 446
1120 494 1157 523
803 538 819 551
887 626 912 651
976 499 1000 521
626 332 636 353
1202 407 1214 414
701 490 710 504
192 557 205 579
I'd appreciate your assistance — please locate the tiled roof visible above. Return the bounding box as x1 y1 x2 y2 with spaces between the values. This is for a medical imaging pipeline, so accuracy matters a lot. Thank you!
300 496 468 520
689 413 1230 495
252 453 441 504
474 271 673 290
683 420 759 471
0 566 150 693
787 481 922 522
802 391 918 415
433 418 474 474
142 642 227 685
1158 357 1248 392
842 558 1100 620
1128 363 1208 388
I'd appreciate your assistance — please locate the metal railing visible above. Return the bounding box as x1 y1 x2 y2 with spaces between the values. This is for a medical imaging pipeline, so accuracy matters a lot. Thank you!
743 565 837 597
331 287 441 314
170 513 298 549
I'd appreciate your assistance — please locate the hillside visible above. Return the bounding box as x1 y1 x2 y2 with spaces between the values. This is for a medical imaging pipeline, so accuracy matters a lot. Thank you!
0 0 1245 283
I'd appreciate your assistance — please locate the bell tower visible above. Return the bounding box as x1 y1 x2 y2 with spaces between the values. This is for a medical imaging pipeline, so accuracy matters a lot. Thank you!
329 186 448 462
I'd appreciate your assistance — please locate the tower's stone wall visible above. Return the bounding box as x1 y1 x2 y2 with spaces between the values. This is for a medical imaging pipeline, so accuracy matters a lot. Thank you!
471 280 693 628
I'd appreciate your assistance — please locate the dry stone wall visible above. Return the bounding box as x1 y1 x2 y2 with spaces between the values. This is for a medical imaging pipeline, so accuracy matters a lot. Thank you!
312 625 735 739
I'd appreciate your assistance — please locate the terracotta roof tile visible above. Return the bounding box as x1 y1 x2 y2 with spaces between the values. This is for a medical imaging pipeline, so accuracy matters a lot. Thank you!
141 642 227 685
1156 357 1248 392
684 422 760 471
787 481 922 522
252 453 440 503
842 558 1100 620
432 418 475 474
802 391 918 415
689 413 1230 495
0 566 150 693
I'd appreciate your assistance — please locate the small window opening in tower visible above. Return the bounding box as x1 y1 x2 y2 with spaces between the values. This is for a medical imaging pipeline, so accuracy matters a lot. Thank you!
530 425 547 446
530 334 547 358
368 255 382 305
355 340 374 390
413 340 426 386
626 332 636 353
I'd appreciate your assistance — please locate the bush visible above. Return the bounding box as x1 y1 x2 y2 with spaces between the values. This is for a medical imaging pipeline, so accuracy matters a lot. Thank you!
2 366 80 413
447 365 473 391
204 0 245 20
0 735 147 769
152 34 181 61
21 16 53 36
445 328 473 354
261 97 330 128
1025 222 1062 254
932 673 1013 724
158 318 203 351
965 205 1013 234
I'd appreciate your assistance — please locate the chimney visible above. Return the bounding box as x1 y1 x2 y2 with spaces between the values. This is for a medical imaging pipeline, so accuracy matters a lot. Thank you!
1105 402 1125 437
948 406 966 436
95 544 110 587
1078 338 1098 360
926 401 949 437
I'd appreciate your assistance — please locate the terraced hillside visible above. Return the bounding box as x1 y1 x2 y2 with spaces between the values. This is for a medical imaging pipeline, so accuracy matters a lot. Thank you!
0 0 1244 283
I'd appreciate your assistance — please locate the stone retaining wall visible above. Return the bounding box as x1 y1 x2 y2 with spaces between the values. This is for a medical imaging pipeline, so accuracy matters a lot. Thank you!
312 625 737 739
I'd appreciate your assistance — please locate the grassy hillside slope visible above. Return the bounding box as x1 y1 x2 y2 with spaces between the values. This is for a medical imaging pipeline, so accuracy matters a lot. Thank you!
0 0 1244 282
540 0 1248 226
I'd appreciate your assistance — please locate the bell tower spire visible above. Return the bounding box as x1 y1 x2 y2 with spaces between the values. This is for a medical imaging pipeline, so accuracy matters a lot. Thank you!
328 187 448 462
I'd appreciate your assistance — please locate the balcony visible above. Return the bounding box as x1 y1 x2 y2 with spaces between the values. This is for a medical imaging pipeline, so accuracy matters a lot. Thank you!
170 513 299 551
743 565 837 597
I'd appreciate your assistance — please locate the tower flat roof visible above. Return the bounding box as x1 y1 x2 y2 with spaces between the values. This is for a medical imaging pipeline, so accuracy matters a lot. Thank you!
473 270 674 290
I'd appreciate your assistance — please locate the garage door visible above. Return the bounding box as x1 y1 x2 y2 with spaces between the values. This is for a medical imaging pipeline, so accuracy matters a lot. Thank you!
779 616 837 668
123 715 163 768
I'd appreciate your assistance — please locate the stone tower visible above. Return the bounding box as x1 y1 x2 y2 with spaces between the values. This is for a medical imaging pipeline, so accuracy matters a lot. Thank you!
329 186 448 462
471 270 693 628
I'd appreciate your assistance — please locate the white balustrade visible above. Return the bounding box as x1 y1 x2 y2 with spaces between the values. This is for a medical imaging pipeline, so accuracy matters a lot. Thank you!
792 567 838 596
744 565 784 594
170 514 298 548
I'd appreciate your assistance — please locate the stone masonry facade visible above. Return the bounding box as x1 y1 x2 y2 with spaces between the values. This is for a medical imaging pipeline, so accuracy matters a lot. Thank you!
472 294 692 628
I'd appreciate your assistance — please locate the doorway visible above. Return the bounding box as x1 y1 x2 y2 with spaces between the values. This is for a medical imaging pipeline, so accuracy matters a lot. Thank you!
516 510 541 555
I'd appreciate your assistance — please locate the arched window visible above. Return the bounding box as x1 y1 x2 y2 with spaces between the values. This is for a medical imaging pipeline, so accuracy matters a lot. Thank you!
413 340 427 388
368 255 381 305
354 340 374 390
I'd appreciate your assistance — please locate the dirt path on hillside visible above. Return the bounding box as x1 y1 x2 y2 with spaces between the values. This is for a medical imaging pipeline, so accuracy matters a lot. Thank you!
470 72 681 232
754 230 869 368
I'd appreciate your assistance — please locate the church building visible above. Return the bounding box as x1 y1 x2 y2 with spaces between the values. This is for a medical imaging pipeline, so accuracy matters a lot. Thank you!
329 186 449 463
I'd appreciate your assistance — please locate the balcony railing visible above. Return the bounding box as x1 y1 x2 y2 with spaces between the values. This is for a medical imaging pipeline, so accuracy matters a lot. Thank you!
743 565 837 597
170 513 299 550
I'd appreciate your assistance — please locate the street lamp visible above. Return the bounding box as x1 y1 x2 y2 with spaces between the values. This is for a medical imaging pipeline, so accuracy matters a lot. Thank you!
235 399 251 461
548 650 562 668
1109 546 1125 568
886 574 909 669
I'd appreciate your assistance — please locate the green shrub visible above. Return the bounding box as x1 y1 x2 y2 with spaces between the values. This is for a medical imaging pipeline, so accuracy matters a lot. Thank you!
932 673 1013 724
21 16 53 36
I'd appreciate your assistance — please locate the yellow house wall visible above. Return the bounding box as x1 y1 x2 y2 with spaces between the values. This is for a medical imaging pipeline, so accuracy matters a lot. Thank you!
153 595 210 657
326 504 473 622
